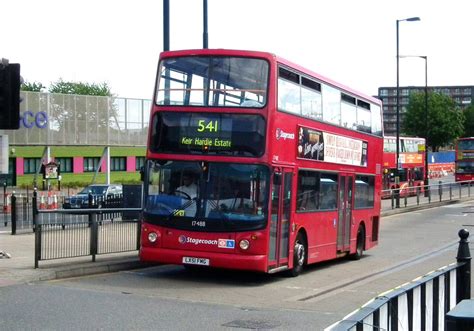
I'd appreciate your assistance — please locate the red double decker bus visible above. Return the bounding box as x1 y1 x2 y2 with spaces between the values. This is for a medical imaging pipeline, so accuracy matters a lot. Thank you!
455 137 474 182
140 49 383 276
382 136 426 198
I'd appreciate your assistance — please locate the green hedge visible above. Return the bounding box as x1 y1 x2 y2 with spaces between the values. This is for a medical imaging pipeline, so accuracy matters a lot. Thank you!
17 172 142 189
12 146 145 158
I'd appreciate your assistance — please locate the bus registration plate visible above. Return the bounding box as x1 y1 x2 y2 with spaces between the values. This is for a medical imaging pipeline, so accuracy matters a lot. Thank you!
182 257 210 266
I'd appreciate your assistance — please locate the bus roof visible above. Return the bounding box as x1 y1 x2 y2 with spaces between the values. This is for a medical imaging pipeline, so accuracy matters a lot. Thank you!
159 48 382 106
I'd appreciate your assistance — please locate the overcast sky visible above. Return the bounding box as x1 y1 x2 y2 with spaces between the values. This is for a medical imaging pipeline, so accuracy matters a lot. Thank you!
2 0 473 100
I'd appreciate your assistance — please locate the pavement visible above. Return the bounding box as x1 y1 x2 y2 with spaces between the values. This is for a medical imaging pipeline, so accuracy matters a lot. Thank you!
0 193 473 287
0 229 145 286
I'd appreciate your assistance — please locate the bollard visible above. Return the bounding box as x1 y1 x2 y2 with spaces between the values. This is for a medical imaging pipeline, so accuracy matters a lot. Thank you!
395 185 400 208
88 192 94 228
456 229 471 301
32 188 38 232
446 229 472 331
2 182 6 210
11 193 16 235
90 213 98 262
439 181 443 202
416 186 420 205
449 184 452 200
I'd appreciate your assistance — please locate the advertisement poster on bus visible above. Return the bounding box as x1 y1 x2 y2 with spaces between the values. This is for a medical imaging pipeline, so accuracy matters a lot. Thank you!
297 127 367 166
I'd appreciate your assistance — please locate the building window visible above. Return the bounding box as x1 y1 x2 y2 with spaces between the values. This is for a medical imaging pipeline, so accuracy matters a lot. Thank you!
84 157 101 172
136 157 145 171
55 157 73 173
24 158 42 174
111 157 126 171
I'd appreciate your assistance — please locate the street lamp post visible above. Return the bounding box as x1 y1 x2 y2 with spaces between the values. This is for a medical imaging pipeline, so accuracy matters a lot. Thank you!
422 56 429 197
203 0 208 48
400 55 429 197
396 16 420 208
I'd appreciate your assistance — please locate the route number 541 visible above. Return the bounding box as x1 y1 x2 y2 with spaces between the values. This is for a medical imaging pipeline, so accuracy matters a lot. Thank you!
197 120 218 132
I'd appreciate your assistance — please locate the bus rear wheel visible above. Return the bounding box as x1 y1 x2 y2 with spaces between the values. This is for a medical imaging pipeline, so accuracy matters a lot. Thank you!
289 233 306 277
350 226 365 260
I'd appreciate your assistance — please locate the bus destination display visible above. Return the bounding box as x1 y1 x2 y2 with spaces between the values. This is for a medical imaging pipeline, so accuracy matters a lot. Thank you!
180 117 232 149
151 112 265 157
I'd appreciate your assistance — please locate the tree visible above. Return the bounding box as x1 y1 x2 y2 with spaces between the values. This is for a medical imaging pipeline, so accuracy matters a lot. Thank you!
48 79 112 96
402 92 464 151
21 81 45 92
463 104 474 137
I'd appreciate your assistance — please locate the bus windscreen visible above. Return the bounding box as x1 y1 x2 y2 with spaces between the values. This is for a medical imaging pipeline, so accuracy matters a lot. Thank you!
150 112 266 156
144 160 269 232
156 56 268 107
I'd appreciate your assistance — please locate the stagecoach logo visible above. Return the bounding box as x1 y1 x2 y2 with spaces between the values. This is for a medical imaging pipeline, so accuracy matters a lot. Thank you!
178 235 218 246
275 128 295 141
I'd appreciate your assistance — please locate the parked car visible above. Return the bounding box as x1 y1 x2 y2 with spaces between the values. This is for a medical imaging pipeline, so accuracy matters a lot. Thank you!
63 184 123 209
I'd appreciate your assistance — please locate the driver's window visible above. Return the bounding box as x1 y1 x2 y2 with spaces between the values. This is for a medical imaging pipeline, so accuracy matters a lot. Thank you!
175 171 198 200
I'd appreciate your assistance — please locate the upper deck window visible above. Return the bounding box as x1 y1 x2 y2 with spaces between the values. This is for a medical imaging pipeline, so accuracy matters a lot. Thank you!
156 56 268 108
278 66 383 137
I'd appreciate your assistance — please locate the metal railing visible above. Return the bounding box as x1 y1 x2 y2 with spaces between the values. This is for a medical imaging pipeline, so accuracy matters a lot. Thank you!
326 229 471 330
6 192 34 234
382 180 474 210
2 188 142 235
0 186 143 267
34 208 142 268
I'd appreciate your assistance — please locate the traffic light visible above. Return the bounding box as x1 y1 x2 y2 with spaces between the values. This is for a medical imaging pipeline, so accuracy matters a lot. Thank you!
0 61 21 130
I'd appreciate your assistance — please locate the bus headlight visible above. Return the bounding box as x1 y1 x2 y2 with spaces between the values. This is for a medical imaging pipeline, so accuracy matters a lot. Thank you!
148 232 158 243
239 239 250 250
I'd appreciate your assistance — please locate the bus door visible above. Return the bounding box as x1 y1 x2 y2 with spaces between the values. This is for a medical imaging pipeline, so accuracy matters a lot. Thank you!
268 168 293 271
337 174 354 252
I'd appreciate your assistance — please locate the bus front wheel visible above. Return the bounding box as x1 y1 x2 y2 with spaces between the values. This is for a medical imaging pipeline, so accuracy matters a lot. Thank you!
289 233 306 277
